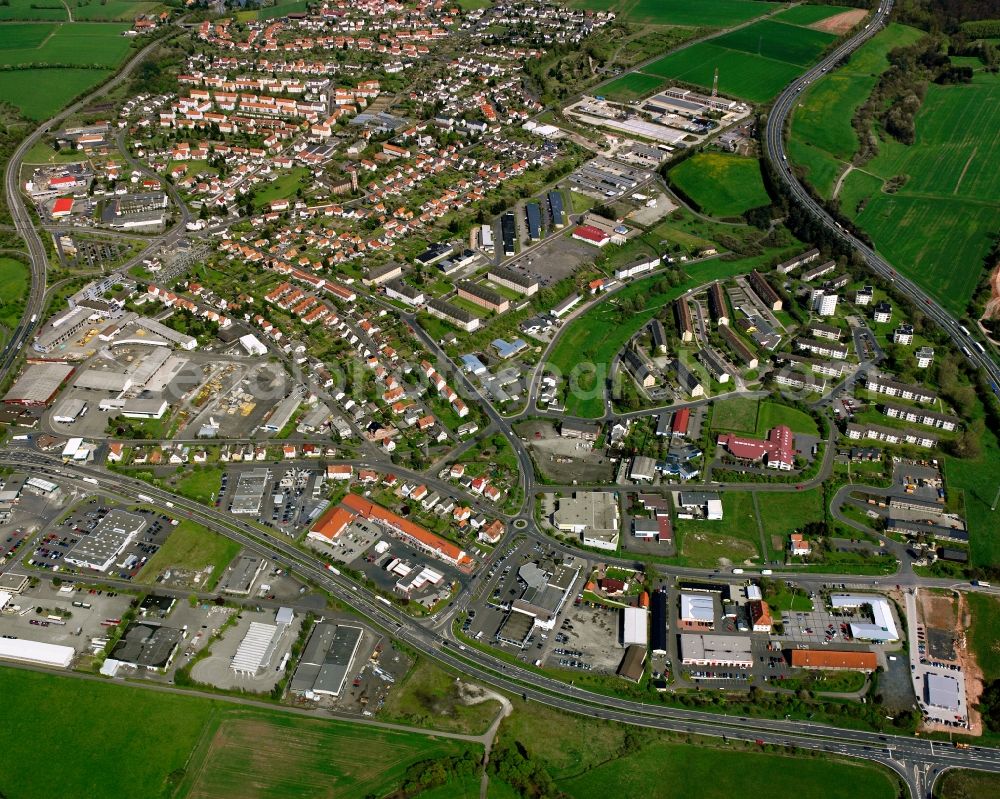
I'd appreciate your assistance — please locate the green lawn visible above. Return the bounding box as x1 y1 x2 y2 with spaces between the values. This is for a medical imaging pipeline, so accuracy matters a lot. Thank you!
756 400 819 436
136 518 241 590
0 66 115 119
710 398 819 437
710 397 760 433
756 488 825 539
0 256 30 334
966 593 1000 682
668 152 770 217
251 167 312 210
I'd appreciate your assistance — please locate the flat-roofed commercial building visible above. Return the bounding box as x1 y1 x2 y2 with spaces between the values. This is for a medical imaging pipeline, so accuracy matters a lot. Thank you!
231 621 280 675
679 633 753 667
679 593 715 629
65 509 145 572
290 623 364 697
3 362 75 406
218 555 266 596
829 594 899 642
0 637 74 669
790 649 877 672
553 491 619 551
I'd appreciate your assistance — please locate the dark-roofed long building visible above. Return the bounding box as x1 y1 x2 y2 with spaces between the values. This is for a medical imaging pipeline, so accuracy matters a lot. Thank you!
290 623 364 697
651 589 668 654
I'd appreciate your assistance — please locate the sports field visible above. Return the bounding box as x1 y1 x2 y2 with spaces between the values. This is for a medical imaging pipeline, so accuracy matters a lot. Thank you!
668 152 770 217
642 20 835 103
0 22 132 67
567 0 782 28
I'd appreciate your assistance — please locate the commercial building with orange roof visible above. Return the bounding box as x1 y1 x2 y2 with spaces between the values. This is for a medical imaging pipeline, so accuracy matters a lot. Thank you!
790 649 877 672
307 505 357 544
341 493 470 567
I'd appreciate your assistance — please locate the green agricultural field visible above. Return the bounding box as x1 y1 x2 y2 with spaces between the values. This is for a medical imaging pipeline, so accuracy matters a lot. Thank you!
568 0 782 28
179 709 477 799
136 518 240 589
772 4 853 26
966 593 1000 681
788 24 923 196
599 71 666 102
0 0 69 20
946 426 1000 568
0 667 216 799
71 1 164 21
0 256 30 335
935 769 1000 799
643 19 835 103
0 22 132 67
0 21 58 48
756 488 825 538
668 152 769 217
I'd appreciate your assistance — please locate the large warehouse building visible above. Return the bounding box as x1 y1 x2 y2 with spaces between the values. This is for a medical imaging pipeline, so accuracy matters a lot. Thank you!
64 509 146 572
2 362 75 406
679 634 753 667
0 637 75 669
290 623 363 697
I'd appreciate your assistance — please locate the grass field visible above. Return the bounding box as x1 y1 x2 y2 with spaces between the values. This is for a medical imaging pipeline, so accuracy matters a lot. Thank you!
642 19 835 103
0 667 216 799
0 257 30 336
181 710 476 799
0 21 58 48
0 69 114 118
772 4 853 26
934 769 1000 799
946 426 1000 568
756 487 825 538
0 0 70 20
380 657 500 735
757 400 819 436
965 593 1000 681
136 519 241 589
567 0 782 28
0 667 479 799
710 397 819 436
499 699 897 799
710 396 760 432
174 466 223 505
788 24 923 196
668 152 770 217
599 71 667 102
676 490 761 567
251 166 312 209
72 0 164 20
0 22 132 67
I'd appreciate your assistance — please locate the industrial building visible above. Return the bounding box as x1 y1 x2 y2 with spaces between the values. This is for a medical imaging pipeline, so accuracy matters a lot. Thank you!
622 606 648 647
829 594 899 642
925 672 961 710
650 589 668 654
230 468 270 514
679 634 753 667
111 623 182 670
290 623 364 697
231 621 280 675
509 560 581 630
679 593 715 629
0 637 75 669
617 644 646 683
218 555 267 596
2 362 75 406
64 509 146 572
553 492 619 551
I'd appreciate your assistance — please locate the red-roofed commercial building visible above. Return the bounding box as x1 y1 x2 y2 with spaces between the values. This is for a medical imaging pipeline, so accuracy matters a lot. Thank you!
52 197 74 217
748 600 773 632
671 407 690 437
341 493 470 567
571 225 610 247
717 425 795 470
790 649 877 672
307 505 357 543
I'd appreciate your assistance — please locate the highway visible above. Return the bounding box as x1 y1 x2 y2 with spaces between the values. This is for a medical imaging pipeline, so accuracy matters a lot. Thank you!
762 0 1000 390
0 32 179 383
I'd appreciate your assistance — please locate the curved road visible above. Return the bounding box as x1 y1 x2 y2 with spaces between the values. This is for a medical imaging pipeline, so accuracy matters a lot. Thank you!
763 0 1000 389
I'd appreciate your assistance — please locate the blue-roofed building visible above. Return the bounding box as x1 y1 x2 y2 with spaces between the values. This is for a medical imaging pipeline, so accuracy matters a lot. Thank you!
547 191 565 228
492 338 528 359
525 202 542 241
460 353 488 375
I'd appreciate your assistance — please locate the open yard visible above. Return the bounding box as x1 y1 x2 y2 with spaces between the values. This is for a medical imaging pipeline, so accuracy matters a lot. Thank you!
756 487 825 539
174 466 224 505
136 519 241 590
668 152 770 217
675 491 761 567
641 19 835 103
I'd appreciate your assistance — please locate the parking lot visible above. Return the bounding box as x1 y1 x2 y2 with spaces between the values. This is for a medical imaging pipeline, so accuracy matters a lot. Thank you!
28 501 175 582
218 466 327 536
